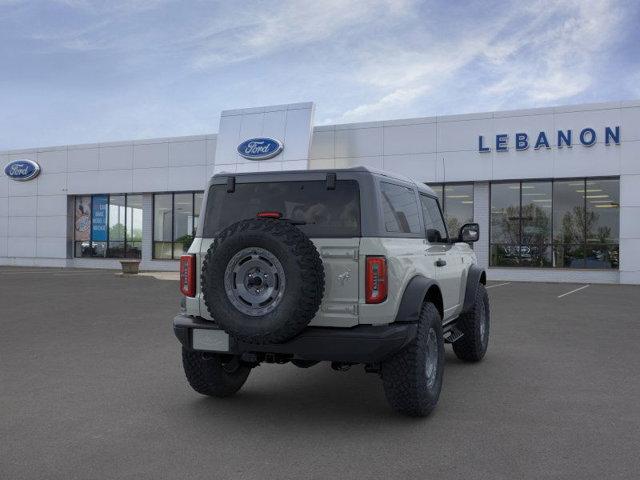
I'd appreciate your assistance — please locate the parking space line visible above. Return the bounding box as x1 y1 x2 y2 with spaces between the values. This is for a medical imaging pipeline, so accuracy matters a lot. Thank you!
557 284 590 298
486 282 511 289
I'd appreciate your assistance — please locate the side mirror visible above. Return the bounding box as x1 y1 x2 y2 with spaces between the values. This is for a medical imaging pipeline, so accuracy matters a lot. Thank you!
458 223 479 243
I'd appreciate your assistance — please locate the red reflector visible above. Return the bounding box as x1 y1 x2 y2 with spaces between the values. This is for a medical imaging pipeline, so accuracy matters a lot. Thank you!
257 211 282 219
365 256 387 304
179 255 196 297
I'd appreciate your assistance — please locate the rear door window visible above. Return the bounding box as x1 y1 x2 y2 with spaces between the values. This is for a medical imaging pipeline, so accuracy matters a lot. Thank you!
203 180 360 238
380 182 421 234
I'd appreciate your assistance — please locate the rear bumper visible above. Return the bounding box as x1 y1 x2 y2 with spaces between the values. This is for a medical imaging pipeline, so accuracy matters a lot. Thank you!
173 314 417 364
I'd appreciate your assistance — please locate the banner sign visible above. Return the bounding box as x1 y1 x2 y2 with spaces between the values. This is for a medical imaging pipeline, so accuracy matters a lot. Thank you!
75 196 91 241
91 195 108 242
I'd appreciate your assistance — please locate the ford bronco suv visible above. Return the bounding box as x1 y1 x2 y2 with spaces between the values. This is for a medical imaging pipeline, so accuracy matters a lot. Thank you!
173 167 489 417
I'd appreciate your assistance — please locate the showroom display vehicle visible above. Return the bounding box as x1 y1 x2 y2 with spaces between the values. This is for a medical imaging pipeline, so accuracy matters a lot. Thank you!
173 167 490 416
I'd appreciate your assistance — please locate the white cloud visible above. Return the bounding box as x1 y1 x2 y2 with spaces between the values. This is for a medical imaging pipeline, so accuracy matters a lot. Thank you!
335 0 625 122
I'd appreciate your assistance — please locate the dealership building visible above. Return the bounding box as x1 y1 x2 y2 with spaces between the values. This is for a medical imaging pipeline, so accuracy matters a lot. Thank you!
1 100 639 284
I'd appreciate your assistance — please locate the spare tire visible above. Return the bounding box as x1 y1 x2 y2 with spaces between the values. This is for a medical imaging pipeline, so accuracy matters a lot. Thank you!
201 218 325 344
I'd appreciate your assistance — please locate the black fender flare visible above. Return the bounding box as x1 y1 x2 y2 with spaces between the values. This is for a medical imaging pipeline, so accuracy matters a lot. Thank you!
394 275 443 323
462 265 486 313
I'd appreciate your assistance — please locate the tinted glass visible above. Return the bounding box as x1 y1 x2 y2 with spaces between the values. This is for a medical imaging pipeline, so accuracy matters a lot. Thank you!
380 182 420 234
194 192 204 232
108 195 125 258
154 194 172 242
553 180 586 245
585 179 619 244
126 194 143 259
444 184 473 235
520 181 552 267
491 183 520 245
204 181 360 238
420 195 447 242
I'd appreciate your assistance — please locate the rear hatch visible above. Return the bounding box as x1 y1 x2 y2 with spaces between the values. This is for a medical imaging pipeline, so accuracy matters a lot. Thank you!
194 178 361 327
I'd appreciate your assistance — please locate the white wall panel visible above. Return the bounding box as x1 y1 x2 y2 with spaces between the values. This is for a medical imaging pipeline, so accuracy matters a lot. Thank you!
7 237 36 257
0 198 7 217
167 165 207 191
215 113 243 165
169 140 206 167
438 118 494 152
335 127 382 158
37 172 67 195
8 178 37 196
8 217 36 237
620 140 640 175
37 195 68 217
134 142 169 169
97 169 133 193
310 130 334 159
620 174 640 206
133 167 169 192
281 106 315 162
335 156 383 170
67 171 102 195
383 123 436 155
439 151 492 182
36 149 67 173
68 147 100 172
36 237 67 258
8 196 37 216
382 153 436 182
0 215 7 237
553 142 620 178
99 144 133 170
37 215 67 237
620 107 640 142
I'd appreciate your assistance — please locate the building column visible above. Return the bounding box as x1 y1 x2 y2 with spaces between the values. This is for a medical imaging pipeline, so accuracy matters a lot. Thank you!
619 174 640 284
142 193 153 262
473 182 489 270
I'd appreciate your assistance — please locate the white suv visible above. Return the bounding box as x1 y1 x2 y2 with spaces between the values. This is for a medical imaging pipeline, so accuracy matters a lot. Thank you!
173 167 489 416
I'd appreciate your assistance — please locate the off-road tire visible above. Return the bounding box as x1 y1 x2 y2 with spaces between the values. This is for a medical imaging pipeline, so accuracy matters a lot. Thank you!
201 218 324 345
381 302 444 417
182 348 251 397
453 283 490 362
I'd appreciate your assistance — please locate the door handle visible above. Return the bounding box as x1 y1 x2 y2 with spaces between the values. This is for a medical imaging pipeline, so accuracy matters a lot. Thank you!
436 259 447 267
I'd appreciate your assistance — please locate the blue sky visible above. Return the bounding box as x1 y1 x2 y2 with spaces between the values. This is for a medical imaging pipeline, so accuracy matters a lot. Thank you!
1 0 639 150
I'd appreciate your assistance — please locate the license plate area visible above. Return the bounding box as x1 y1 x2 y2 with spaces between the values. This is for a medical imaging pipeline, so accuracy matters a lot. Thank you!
192 329 230 352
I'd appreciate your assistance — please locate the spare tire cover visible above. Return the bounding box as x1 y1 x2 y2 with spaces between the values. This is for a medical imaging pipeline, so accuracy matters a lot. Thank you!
201 218 325 344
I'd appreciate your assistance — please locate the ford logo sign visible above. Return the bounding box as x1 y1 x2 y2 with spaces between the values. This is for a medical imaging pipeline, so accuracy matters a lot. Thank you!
4 159 41 181
237 137 283 160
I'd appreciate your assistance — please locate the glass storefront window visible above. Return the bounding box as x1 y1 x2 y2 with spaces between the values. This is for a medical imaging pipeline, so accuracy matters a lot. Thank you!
443 184 474 236
153 191 204 259
73 193 143 259
126 195 143 259
173 193 194 257
491 178 619 269
428 183 474 238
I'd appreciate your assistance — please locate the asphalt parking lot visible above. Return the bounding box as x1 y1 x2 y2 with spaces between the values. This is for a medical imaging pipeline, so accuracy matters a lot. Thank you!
1 268 639 479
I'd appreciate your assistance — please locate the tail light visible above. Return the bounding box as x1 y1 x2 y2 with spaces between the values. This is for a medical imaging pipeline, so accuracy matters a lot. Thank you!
257 211 282 219
180 255 196 297
365 256 387 304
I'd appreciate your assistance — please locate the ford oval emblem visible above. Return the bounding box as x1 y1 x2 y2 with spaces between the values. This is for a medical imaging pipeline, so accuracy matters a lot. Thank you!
237 137 283 160
4 159 41 182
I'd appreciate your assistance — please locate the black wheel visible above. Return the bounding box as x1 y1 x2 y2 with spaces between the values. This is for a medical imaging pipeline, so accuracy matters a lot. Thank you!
453 284 490 362
381 302 444 417
201 218 325 344
182 348 251 398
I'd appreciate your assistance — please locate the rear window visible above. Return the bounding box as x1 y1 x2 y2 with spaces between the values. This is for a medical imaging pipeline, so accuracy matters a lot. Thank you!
203 180 360 238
